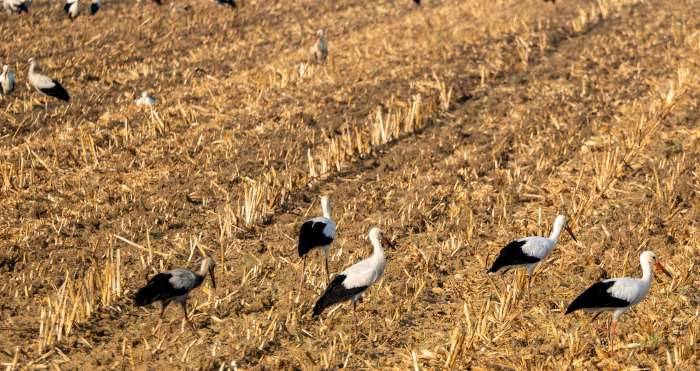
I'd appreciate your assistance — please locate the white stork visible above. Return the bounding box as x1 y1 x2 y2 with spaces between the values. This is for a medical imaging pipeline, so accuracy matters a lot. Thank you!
90 0 99 15
134 257 216 329
309 29 328 64
135 91 156 106
27 58 70 105
3 0 30 14
64 0 79 19
312 227 394 334
298 195 336 289
488 214 576 280
1 65 15 96
566 251 672 338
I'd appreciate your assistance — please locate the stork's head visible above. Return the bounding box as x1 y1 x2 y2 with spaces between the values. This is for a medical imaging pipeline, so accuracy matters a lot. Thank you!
200 257 216 288
554 214 577 242
2 65 8 73
27 57 35 66
316 29 325 38
369 227 396 249
641 251 672 278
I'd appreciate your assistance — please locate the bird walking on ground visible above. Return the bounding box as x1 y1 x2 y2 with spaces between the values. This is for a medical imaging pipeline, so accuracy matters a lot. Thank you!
309 29 328 64
298 195 336 291
488 215 577 290
1 65 15 97
312 227 394 335
90 0 99 15
27 58 70 107
3 0 30 14
134 257 216 330
565 251 671 339
64 0 79 19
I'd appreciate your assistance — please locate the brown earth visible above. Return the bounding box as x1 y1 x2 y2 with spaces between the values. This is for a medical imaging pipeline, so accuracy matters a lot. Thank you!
0 0 698 369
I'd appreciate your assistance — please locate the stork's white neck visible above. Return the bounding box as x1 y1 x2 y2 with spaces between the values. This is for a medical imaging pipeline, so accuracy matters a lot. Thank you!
369 233 384 260
640 256 654 283
549 219 564 241
321 198 332 219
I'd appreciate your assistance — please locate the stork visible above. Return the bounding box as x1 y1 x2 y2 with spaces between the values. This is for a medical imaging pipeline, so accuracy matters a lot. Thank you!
3 0 30 14
90 0 99 15
134 257 216 330
298 195 336 291
135 91 156 106
309 29 328 64
27 58 70 106
1 65 15 97
488 214 576 291
312 227 394 335
64 0 79 20
566 251 672 339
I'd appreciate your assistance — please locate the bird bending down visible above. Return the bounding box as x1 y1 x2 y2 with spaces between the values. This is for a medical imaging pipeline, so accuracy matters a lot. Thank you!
134 257 216 330
135 91 156 106
488 215 576 291
27 58 70 106
312 227 394 335
64 0 79 19
565 251 671 340
309 29 328 64
1 65 15 96
90 0 99 15
298 195 336 291
3 0 30 14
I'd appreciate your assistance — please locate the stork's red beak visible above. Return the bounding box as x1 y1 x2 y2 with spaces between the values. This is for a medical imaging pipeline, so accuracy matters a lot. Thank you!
655 262 672 278
565 225 577 242
382 237 397 249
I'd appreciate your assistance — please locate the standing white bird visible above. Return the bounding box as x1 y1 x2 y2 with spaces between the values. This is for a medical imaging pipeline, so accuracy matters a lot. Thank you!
135 91 156 106
309 29 328 64
89 0 99 15
3 0 30 13
27 58 70 105
134 257 216 329
1 65 15 96
298 195 336 289
566 251 671 338
312 227 394 334
488 214 576 277
64 0 79 19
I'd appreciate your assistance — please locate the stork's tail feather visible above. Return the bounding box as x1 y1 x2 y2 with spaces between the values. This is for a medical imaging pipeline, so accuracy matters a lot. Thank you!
134 284 158 306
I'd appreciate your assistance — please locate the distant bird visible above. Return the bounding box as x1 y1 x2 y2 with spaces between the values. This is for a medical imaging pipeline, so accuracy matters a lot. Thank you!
1 65 15 97
90 0 99 15
488 215 576 286
27 58 70 105
134 257 216 329
298 195 336 290
216 0 235 7
3 0 30 13
135 91 156 106
312 227 394 334
64 0 79 20
566 251 672 338
309 29 328 64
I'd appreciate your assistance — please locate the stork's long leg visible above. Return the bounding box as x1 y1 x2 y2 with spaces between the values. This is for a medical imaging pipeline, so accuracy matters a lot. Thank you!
352 301 359 338
180 301 196 332
160 300 171 319
298 256 306 294
324 251 330 285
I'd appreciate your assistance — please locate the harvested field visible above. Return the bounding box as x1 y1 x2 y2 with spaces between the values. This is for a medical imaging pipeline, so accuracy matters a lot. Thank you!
0 0 699 369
